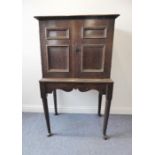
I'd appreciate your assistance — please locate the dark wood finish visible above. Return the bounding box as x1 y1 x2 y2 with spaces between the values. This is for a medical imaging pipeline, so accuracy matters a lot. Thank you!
36 15 119 139
38 17 116 78
40 83 52 136
34 14 119 20
98 93 102 116
53 90 58 115
39 78 113 139
39 19 72 78
103 83 113 140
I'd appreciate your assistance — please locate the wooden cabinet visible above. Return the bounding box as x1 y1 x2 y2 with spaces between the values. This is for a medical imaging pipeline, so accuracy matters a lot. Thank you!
39 17 115 78
35 15 119 139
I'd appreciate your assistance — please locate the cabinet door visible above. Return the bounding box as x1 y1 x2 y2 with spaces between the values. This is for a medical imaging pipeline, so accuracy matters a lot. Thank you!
39 19 74 78
74 19 115 78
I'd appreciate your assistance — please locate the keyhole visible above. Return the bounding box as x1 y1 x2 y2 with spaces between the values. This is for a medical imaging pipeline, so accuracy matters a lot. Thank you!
76 47 80 53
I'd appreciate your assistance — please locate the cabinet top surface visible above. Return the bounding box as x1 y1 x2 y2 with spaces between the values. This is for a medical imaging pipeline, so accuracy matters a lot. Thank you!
34 14 120 20
40 78 113 83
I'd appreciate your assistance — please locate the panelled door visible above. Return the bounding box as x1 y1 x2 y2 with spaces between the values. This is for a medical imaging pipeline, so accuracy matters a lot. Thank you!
39 18 115 78
73 19 115 78
39 19 75 78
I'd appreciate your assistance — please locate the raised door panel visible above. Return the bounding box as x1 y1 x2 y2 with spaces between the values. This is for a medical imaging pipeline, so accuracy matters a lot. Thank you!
75 19 115 78
46 27 69 40
81 44 105 72
46 45 69 72
39 20 74 77
82 26 107 39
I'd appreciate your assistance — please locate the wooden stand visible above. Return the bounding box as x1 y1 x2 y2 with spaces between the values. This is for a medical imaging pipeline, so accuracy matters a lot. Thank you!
40 78 113 139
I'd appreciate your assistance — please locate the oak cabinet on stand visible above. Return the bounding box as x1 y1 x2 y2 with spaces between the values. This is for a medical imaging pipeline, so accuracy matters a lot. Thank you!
35 14 119 139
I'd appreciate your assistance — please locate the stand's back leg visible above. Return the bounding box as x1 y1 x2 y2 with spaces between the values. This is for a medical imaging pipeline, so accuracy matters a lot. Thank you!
53 90 58 115
98 93 102 116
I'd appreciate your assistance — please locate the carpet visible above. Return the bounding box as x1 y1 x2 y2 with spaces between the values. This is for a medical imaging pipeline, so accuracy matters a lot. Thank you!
22 113 132 155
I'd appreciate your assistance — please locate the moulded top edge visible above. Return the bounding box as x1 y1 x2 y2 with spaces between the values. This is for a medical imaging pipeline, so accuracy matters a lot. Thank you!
34 14 120 20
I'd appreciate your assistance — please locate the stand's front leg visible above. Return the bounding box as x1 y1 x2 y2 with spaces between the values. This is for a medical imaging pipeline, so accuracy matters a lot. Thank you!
42 96 52 137
40 82 52 137
103 83 113 140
